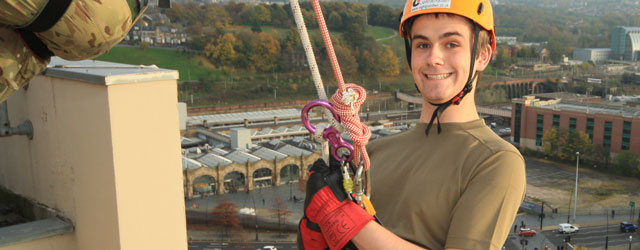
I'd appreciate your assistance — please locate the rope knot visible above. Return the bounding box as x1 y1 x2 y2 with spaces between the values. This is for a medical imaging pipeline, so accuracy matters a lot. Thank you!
341 88 359 112
330 84 371 170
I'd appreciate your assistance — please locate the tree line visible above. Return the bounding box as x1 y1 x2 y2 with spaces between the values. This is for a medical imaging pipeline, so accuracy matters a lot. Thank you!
163 2 400 79
533 128 640 179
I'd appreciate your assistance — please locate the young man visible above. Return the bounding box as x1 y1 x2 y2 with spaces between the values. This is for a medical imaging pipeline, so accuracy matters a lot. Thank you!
299 1 526 249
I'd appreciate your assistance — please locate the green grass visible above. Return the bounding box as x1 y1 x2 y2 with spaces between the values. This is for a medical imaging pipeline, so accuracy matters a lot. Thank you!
365 25 396 40
94 46 221 81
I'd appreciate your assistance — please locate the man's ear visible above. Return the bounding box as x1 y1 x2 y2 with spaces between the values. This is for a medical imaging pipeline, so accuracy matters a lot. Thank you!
474 45 492 71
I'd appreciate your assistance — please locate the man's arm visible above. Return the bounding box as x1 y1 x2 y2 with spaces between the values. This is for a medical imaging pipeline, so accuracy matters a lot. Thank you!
353 221 462 250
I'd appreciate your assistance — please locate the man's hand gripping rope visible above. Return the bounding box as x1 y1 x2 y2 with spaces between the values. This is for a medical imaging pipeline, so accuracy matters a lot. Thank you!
298 158 374 250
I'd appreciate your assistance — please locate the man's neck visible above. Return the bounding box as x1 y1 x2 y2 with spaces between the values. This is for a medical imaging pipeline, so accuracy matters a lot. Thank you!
418 94 479 124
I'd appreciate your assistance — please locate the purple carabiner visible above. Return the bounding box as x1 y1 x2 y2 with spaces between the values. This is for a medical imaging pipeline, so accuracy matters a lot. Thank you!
301 100 354 162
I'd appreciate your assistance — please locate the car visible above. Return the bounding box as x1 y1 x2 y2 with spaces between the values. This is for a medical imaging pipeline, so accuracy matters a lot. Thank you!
518 227 537 237
261 246 277 250
558 223 579 233
620 222 639 232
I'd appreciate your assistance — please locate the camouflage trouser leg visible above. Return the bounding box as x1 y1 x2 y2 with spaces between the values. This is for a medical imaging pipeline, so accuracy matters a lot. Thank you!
0 0 48 27
0 27 48 103
36 0 137 60
2 0 139 61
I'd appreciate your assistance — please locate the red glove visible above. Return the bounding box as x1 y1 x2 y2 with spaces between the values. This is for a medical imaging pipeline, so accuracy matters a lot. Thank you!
297 217 329 250
303 159 373 250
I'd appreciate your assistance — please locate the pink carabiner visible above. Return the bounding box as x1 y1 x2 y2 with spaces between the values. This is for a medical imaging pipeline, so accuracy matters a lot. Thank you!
301 100 354 163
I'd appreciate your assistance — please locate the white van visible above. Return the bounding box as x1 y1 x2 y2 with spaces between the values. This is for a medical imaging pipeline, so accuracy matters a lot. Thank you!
558 223 579 233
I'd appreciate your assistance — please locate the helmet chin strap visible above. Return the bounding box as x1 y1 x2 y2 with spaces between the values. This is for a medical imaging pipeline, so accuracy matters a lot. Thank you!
423 24 480 135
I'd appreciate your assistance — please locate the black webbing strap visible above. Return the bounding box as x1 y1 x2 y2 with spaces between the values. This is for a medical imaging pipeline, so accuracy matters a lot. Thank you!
20 0 73 32
16 29 53 60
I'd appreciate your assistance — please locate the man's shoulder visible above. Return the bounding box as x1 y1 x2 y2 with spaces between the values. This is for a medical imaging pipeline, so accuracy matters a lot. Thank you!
367 128 414 153
465 125 521 157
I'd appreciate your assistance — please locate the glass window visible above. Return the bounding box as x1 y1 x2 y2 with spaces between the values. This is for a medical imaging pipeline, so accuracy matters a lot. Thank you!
536 114 544 146
514 104 522 143
604 121 612 149
586 118 594 141
622 121 631 150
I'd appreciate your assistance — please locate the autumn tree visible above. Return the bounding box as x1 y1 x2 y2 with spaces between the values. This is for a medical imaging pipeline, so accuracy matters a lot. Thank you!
542 128 591 162
250 4 271 26
204 4 231 29
213 33 238 68
248 33 281 73
476 87 507 104
271 197 292 235
561 130 591 162
613 151 640 177
542 128 560 158
377 45 399 76
269 3 289 28
279 28 304 71
328 11 343 30
494 47 512 69
211 197 240 238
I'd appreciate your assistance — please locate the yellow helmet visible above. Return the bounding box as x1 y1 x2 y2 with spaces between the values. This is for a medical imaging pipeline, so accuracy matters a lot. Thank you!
399 0 496 51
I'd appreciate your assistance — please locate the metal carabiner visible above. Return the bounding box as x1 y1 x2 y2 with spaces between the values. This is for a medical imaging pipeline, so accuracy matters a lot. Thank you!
301 100 354 163
353 165 365 207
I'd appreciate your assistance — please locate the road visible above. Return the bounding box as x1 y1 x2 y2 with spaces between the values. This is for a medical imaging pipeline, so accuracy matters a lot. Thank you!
188 241 297 250
541 224 639 249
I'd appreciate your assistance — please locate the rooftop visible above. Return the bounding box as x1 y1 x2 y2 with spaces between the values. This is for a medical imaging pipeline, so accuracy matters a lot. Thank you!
187 109 301 127
535 100 640 118
46 57 178 85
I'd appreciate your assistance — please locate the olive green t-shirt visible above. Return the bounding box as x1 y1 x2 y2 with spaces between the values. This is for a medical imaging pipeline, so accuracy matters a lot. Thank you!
367 119 526 250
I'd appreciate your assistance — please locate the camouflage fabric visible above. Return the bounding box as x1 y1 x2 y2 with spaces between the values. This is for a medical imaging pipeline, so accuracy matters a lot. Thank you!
1 0 143 61
37 0 140 60
0 27 49 103
0 0 48 26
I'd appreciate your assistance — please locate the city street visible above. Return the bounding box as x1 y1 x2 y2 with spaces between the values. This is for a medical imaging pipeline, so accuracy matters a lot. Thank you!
541 224 639 249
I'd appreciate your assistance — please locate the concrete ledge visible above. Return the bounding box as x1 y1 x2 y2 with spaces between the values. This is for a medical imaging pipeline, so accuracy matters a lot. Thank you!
0 217 73 247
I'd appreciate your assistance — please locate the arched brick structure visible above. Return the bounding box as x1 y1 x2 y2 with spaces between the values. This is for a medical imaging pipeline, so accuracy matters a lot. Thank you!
183 152 322 199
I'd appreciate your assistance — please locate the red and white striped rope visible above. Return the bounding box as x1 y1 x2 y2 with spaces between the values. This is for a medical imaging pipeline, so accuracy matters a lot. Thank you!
310 0 371 170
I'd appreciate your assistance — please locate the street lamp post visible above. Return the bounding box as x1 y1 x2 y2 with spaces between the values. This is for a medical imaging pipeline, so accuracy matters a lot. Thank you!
573 151 580 221
606 209 610 249
289 166 293 201
629 235 633 250
251 194 258 241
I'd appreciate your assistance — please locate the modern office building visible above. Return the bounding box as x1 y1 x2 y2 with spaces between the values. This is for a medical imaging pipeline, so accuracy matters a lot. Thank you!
511 93 640 155
573 48 612 64
610 26 640 61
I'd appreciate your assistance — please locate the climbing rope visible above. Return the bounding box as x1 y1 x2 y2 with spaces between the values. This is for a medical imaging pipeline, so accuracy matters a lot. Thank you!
290 0 342 164
291 0 371 170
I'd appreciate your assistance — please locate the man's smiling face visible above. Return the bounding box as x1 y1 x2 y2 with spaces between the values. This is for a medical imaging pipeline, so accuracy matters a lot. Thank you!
410 14 477 104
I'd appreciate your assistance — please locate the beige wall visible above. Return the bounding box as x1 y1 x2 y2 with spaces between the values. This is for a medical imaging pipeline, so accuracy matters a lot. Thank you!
0 69 187 249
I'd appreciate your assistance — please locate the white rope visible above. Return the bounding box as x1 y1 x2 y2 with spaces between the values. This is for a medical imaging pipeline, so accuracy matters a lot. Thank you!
290 0 344 164
290 0 326 100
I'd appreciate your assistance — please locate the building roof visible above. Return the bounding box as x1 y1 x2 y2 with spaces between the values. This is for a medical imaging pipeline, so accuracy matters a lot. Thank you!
212 148 228 155
196 153 232 167
276 144 313 157
46 57 178 85
533 92 599 101
225 150 261 164
187 109 301 127
251 147 288 161
182 156 203 170
534 100 640 118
